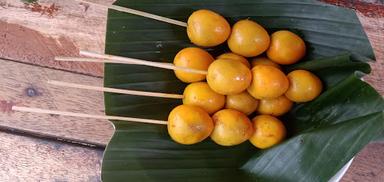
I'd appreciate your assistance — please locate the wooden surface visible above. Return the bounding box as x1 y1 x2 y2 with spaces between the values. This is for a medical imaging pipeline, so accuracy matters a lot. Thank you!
0 0 383 181
0 58 113 146
0 131 103 181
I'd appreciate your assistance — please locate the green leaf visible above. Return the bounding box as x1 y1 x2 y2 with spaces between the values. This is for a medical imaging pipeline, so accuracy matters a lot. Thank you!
102 0 383 181
285 53 371 87
242 111 384 182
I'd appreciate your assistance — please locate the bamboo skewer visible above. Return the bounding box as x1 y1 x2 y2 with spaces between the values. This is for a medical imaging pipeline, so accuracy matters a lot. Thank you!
12 106 168 125
48 80 184 99
75 0 187 27
55 51 208 75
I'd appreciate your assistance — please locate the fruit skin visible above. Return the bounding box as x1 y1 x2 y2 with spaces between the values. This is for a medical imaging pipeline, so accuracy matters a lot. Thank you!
251 57 281 70
173 47 214 83
183 82 225 114
257 95 293 116
267 30 306 65
226 91 259 115
227 19 270 57
210 109 254 146
285 70 323 102
187 9 231 47
207 59 252 95
168 105 214 145
247 65 289 99
249 115 286 149
217 52 251 68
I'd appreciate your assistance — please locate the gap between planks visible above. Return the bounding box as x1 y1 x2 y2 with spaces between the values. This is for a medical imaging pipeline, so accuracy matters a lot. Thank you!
0 58 114 146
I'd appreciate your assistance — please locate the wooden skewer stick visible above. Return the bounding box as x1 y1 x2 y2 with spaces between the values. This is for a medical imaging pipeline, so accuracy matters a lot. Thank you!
79 50 208 75
55 56 174 66
48 80 184 99
75 0 187 27
54 51 208 75
12 106 168 125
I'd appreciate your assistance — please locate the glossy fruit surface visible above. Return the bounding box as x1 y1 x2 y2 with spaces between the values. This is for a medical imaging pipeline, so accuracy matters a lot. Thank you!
168 105 214 145
257 95 293 116
183 82 225 114
210 109 254 146
226 91 259 115
247 65 289 99
207 59 252 95
267 30 306 65
249 115 286 149
173 47 214 83
187 9 231 47
228 19 270 57
217 52 251 68
285 70 323 102
251 57 281 69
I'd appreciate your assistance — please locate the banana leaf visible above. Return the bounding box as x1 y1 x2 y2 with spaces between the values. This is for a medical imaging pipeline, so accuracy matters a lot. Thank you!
102 0 384 181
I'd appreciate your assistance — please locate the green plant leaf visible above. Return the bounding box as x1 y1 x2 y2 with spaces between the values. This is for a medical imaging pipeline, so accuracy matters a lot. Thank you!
102 0 383 181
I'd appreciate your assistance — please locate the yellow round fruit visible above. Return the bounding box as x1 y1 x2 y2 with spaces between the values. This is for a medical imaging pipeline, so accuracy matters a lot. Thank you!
249 115 286 149
227 19 270 57
217 52 251 68
173 47 214 83
183 82 225 114
251 57 281 70
211 109 254 146
187 9 231 47
207 59 252 95
267 30 306 65
168 105 214 145
247 65 289 99
226 92 259 115
257 95 293 116
285 70 323 102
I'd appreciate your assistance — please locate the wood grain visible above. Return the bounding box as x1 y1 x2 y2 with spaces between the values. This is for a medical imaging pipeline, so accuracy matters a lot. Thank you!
1 130 382 182
0 0 383 181
0 58 113 146
0 131 103 182
358 13 384 95
341 142 384 182
0 0 115 77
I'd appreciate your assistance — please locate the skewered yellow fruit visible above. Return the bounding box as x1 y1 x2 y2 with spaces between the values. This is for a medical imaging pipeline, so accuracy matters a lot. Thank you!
249 115 286 149
257 95 293 116
173 47 214 83
187 9 231 47
285 70 323 102
183 82 225 114
267 30 306 65
217 52 251 68
210 109 254 146
168 105 214 145
226 91 259 115
247 65 289 99
251 57 281 69
227 19 270 57
207 59 252 95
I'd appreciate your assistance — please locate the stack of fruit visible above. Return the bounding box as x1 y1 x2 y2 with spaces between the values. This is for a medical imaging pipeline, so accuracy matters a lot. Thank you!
165 10 323 149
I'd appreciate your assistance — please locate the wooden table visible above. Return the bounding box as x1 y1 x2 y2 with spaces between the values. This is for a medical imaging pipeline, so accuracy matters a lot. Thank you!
0 0 383 181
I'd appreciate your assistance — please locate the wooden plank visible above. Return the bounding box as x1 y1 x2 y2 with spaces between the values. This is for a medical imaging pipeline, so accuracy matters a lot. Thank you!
341 142 384 182
0 131 103 181
1 130 382 181
357 14 384 95
0 58 113 146
0 0 115 77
